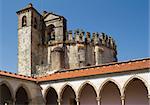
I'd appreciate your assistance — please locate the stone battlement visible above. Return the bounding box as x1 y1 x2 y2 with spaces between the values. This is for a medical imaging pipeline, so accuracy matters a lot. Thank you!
17 3 118 76
66 29 117 50
48 29 117 52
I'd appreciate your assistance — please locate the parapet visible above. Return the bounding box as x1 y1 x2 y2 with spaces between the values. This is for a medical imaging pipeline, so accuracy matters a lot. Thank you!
66 29 117 51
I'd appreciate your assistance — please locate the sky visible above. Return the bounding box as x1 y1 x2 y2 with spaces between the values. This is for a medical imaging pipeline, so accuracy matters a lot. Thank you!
0 0 149 73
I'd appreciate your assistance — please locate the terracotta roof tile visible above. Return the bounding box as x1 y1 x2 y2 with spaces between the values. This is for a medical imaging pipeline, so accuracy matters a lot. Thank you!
0 58 149 82
37 58 150 82
0 70 36 81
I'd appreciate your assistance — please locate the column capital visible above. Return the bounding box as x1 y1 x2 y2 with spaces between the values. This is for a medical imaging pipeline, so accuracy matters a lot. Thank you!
75 97 80 105
120 95 125 100
75 97 80 102
96 96 101 105
57 98 62 105
57 98 62 103
96 97 101 101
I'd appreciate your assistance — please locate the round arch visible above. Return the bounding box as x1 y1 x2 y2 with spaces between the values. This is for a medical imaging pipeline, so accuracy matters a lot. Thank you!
14 84 32 100
59 83 76 99
15 86 30 105
99 79 121 105
99 78 121 95
47 24 55 41
0 80 15 99
45 86 58 105
47 24 55 29
44 86 58 99
122 76 149 95
78 81 98 105
0 81 14 105
60 84 77 105
78 81 98 98
123 76 149 105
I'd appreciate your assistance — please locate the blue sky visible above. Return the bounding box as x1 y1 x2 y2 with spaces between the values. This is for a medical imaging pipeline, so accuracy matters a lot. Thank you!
0 0 149 73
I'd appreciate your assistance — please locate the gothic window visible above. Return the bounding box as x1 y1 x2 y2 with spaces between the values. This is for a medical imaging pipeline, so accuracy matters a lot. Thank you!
22 16 27 27
47 24 55 41
34 17 37 29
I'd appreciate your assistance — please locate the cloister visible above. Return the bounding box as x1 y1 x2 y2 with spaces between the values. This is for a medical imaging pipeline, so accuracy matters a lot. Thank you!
41 76 150 105
0 75 150 105
0 58 150 105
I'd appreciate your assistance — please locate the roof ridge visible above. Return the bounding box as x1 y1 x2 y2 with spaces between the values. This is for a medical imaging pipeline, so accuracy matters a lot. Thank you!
36 57 150 81
0 57 149 82
0 70 36 81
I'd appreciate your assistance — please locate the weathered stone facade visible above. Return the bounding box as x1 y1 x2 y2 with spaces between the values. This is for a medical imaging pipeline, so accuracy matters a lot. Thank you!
17 3 117 76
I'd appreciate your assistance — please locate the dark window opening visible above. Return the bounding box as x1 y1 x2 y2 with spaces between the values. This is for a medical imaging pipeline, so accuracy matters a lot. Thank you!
87 64 91 66
47 24 55 41
22 16 27 27
34 17 37 29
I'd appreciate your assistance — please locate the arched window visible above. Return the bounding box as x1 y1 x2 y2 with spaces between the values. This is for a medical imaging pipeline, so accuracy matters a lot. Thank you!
47 24 55 41
0 83 13 105
60 85 76 105
79 83 97 105
15 87 29 105
45 87 58 105
22 16 27 27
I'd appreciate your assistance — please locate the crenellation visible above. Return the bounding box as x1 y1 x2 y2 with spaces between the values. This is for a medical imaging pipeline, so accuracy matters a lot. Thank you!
85 32 91 43
17 3 118 76
68 30 73 41
74 29 80 42
92 32 100 45
79 30 85 42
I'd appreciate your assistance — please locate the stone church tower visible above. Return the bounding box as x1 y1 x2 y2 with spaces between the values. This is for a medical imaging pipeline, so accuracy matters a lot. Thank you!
17 3 47 76
17 3 117 76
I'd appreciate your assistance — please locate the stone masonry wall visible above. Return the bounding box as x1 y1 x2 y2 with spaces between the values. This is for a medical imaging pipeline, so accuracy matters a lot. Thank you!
17 4 117 76
17 10 32 76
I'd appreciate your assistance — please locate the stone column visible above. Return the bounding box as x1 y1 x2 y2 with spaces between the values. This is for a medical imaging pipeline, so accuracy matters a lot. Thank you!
96 97 101 105
57 98 62 105
120 95 125 105
148 94 150 105
75 97 80 105
12 98 16 105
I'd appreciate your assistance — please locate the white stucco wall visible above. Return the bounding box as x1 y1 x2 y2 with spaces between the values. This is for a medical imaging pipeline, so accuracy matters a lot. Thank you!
0 68 150 105
40 68 150 104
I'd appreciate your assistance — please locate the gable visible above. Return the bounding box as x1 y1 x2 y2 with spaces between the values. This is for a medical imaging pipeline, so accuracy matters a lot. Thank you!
44 13 61 22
